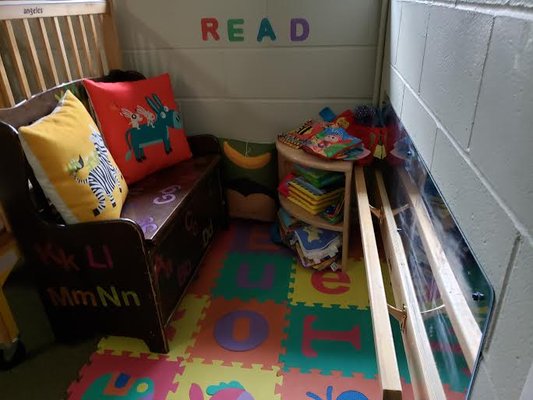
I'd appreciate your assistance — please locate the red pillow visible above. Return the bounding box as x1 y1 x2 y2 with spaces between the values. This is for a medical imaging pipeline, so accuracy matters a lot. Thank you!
83 74 192 184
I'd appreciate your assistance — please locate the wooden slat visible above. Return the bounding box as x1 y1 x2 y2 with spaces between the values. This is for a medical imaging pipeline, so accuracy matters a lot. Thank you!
22 19 47 92
52 16 72 81
398 169 482 371
78 15 95 76
96 14 110 73
0 53 15 107
3 20 32 100
102 0 122 70
354 166 402 399
89 14 104 75
0 1 107 21
341 169 352 268
66 15 84 78
375 170 446 400
38 17 60 86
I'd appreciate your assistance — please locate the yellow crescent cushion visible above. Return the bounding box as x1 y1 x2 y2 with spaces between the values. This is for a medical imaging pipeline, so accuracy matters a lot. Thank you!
18 90 128 223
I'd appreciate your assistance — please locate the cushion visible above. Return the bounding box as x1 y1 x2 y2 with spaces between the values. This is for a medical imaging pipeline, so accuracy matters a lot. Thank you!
83 74 192 184
18 90 128 224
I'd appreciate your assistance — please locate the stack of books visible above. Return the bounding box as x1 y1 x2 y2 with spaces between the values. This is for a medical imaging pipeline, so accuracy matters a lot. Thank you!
293 165 344 188
292 224 341 271
287 177 343 215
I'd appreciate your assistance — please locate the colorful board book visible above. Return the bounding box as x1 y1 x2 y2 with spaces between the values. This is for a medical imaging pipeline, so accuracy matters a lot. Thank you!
287 194 330 215
293 164 344 189
277 120 316 149
288 177 344 202
302 126 362 159
292 225 341 258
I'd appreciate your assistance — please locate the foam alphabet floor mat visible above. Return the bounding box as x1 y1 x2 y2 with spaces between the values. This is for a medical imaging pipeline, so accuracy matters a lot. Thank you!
67 221 470 400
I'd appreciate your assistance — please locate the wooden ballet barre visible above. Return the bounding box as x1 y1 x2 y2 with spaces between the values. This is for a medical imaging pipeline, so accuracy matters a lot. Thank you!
354 167 402 400
375 170 446 400
398 170 482 371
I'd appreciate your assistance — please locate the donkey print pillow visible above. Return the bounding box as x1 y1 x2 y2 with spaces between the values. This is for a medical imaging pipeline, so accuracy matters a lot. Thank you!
18 90 127 223
84 73 192 184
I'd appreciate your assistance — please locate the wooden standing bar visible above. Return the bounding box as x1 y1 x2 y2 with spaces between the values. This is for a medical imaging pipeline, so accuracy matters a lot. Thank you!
375 170 446 400
0 0 119 108
398 169 482 371
354 166 402 399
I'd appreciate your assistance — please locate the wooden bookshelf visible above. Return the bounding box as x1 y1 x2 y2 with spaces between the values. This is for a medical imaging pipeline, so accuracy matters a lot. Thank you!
276 140 355 269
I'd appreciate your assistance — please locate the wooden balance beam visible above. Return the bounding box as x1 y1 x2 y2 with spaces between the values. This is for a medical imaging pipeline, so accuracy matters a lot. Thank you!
354 166 402 400
374 170 447 400
398 170 482 371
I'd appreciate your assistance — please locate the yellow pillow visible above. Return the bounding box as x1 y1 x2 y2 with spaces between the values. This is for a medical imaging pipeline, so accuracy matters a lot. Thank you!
19 90 128 223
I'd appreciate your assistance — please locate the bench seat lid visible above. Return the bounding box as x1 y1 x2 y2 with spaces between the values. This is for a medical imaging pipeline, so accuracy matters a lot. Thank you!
121 154 220 242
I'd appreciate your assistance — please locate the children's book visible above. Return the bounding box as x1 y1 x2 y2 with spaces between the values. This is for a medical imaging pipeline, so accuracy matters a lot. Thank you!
294 242 338 270
288 177 344 201
278 207 298 230
293 225 341 259
319 197 344 224
287 195 329 215
278 120 317 149
303 126 362 159
277 172 295 197
288 188 341 208
293 165 344 189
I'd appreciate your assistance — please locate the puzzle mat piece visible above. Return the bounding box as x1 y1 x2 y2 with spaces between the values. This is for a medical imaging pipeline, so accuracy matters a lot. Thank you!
277 369 416 400
187 223 237 296
169 359 281 400
289 257 371 310
187 297 288 369
281 303 376 378
280 302 410 381
230 220 292 256
97 294 210 360
67 352 184 400
212 251 294 303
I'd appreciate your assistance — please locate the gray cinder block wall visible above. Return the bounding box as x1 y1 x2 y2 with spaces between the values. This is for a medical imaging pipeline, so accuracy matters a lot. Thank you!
383 0 533 398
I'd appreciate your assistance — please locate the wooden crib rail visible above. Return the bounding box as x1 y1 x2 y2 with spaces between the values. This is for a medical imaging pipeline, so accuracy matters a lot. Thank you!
354 167 403 400
398 170 482 371
375 170 446 400
0 0 121 108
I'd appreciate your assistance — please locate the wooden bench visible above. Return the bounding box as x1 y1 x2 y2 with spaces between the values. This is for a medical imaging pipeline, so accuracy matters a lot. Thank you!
0 75 228 353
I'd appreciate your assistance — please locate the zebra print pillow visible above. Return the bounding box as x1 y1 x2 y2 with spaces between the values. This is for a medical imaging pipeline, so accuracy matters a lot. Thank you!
18 90 128 224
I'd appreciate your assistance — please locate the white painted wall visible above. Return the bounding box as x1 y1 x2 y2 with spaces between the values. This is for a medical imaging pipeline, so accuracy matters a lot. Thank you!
113 0 382 143
383 1 533 398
